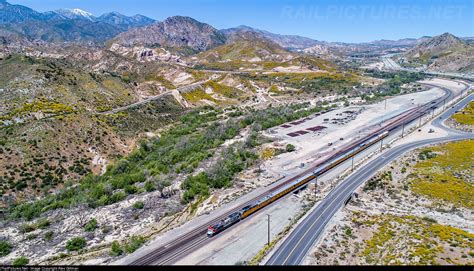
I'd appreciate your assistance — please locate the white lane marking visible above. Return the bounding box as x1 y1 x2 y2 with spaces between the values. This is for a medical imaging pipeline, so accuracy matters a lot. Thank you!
277 156 384 264
274 136 468 265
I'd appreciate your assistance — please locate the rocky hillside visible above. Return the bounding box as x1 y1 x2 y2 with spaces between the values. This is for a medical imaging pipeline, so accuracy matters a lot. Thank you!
405 33 465 57
400 33 474 73
112 16 226 53
191 30 292 68
222 25 319 49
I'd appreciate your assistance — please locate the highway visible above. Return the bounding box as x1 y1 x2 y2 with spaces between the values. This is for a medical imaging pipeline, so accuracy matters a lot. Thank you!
381 56 474 80
266 92 473 265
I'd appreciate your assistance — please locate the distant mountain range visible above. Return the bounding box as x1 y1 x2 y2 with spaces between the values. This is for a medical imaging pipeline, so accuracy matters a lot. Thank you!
0 0 155 42
221 25 321 49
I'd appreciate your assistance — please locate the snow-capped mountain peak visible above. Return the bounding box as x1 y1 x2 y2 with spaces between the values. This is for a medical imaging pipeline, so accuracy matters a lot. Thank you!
54 8 95 21
70 8 93 17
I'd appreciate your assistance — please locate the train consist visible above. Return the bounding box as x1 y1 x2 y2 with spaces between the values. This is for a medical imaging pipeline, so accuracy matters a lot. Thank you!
207 130 390 237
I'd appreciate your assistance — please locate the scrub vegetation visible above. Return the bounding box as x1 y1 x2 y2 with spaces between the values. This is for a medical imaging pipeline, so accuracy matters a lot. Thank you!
8 101 328 220
451 101 474 126
409 140 473 208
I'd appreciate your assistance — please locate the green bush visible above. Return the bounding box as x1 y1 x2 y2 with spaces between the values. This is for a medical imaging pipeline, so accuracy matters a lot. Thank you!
285 144 296 152
36 218 50 229
84 218 98 232
133 201 144 209
344 226 353 237
124 236 146 253
12 256 29 266
0 240 12 256
66 237 86 251
125 185 139 195
144 180 155 192
12 256 30 266
110 241 123 256
44 231 54 241
181 172 210 203
418 149 437 160
106 191 126 204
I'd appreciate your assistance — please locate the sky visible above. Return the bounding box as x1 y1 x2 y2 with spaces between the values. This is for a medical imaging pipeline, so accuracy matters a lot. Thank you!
9 0 474 43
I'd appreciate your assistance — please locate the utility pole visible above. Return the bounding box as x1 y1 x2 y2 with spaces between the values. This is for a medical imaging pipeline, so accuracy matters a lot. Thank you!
380 138 383 152
384 98 387 110
432 108 435 118
418 115 422 128
267 214 271 246
443 99 446 111
351 156 354 171
401 122 405 138
314 176 317 194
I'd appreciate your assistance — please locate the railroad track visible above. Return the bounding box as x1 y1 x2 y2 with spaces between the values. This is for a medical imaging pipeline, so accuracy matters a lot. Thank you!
130 82 462 265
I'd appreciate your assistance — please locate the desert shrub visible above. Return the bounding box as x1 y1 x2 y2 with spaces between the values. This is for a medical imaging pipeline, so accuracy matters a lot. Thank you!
12 256 29 266
133 201 144 209
286 144 296 152
110 241 123 256
36 218 50 229
44 231 54 241
0 240 12 256
124 185 139 195
66 237 86 251
144 180 155 192
109 191 126 204
19 223 36 233
124 236 146 253
418 149 437 160
84 218 98 232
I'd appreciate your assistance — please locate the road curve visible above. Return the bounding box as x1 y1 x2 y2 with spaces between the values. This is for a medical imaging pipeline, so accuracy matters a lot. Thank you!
266 93 473 265
98 79 211 115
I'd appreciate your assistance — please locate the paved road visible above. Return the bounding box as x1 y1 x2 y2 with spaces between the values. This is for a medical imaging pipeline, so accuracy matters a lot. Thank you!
266 92 473 265
381 56 474 80
98 78 215 115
